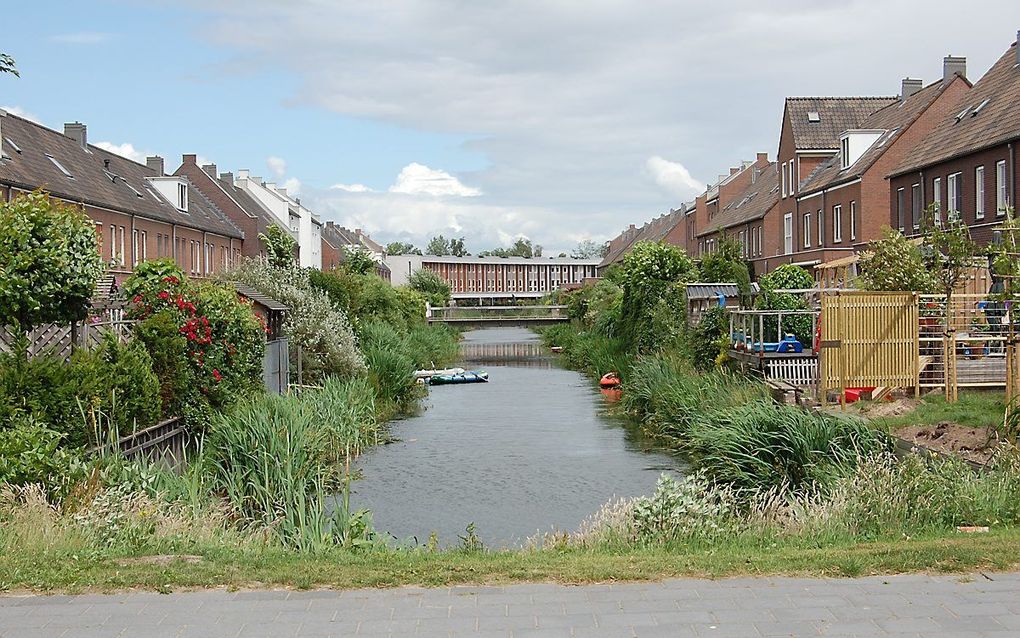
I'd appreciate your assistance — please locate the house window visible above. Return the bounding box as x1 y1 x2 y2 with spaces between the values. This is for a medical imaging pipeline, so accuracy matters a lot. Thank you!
840 137 851 170
933 177 942 223
817 209 823 247
45 154 74 179
177 183 188 211
976 166 985 219
998 160 1008 215
781 161 787 197
897 188 906 231
140 231 147 261
948 172 962 220
789 161 796 196
109 224 116 262
802 213 811 248
118 226 126 267
132 229 139 266
833 205 842 243
850 201 857 241
911 184 921 228
784 213 793 254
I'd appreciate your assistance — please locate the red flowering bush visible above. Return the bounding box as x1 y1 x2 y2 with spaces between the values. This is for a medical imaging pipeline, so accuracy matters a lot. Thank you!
125 260 265 421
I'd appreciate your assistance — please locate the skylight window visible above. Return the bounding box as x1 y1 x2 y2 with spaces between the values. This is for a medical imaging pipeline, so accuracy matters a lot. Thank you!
45 154 73 178
955 106 971 122
4 138 21 154
124 181 144 198
971 98 990 116
807 111 821 122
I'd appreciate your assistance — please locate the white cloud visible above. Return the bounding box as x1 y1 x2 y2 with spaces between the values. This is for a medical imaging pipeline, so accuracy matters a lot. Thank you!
266 156 287 178
48 32 111 45
389 163 481 197
1 105 42 124
282 177 302 195
94 141 148 164
646 156 704 199
330 183 374 193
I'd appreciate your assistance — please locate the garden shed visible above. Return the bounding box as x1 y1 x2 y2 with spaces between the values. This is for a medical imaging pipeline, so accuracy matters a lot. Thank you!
232 282 290 394
686 283 753 324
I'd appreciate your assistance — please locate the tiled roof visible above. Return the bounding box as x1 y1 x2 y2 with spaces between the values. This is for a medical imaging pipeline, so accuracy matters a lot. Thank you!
799 80 950 193
786 97 898 150
699 163 780 236
893 42 1019 176
215 174 290 235
599 207 687 268
0 112 242 239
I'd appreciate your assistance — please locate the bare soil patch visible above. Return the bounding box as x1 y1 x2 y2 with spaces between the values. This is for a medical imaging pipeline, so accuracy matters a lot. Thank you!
894 422 1002 465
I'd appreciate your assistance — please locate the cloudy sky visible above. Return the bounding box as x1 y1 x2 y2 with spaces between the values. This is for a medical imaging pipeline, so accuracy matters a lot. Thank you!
2 1 1015 253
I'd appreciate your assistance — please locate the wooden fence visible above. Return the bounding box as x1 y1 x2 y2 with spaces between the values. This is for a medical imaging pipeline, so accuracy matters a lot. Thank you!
1 307 132 360
89 416 191 470
819 291 920 404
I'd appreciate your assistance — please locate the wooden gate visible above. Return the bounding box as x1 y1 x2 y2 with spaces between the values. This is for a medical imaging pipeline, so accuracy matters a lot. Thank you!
820 291 920 405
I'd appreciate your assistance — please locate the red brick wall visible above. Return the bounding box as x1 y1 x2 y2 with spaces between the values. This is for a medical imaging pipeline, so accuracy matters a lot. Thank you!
891 140 1017 246
174 157 265 260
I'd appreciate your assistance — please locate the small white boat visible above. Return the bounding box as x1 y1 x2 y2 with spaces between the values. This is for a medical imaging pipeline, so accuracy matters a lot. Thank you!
413 367 465 380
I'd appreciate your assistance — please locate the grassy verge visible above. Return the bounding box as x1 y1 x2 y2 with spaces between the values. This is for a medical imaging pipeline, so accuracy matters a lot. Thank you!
861 391 1006 432
3 530 1020 593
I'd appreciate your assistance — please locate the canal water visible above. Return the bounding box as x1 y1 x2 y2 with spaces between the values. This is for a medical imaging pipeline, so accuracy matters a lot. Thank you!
350 327 685 548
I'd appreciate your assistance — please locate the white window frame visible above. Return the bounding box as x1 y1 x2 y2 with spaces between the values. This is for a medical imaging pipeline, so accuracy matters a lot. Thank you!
833 205 842 243
784 213 793 255
850 201 857 241
948 172 961 219
840 137 850 170
177 183 188 211
118 226 126 267
789 161 796 196
976 165 985 219
997 160 1008 215
781 161 788 197
132 229 139 266
911 183 922 228
817 209 823 247
802 212 811 249
933 177 942 220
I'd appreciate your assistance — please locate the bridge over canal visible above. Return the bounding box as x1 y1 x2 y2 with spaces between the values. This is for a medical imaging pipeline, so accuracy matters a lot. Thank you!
427 305 569 328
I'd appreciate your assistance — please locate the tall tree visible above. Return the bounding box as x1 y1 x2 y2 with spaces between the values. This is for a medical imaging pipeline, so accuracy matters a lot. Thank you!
479 237 541 258
426 235 451 256
0 53 18 77
449 237 469 257
384 241 421 255
258 225 297 269
572 239 608 259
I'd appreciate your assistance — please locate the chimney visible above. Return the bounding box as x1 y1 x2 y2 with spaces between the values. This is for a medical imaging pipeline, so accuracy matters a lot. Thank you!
901 78 923 100
201 163 217 178
756 152 768 163
943 56 966 84
277 187 288 197
182 153 197 165
64 122 87 149
729 167 739 176
145 155 164 176
220 171 233 184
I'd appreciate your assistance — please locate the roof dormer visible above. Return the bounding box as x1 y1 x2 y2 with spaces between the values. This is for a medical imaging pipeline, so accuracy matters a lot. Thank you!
839 129 885 170
146 176 190 212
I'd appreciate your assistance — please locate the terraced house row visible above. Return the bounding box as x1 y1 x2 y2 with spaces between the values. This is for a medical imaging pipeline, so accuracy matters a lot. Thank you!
603 32 1020 284
0 111 387 281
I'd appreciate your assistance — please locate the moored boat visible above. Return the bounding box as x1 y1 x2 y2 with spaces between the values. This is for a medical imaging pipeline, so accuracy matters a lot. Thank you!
428 370 489 385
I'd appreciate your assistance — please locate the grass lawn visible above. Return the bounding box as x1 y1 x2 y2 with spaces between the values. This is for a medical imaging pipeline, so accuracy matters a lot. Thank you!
4 530 1020 594
862 391 1006 432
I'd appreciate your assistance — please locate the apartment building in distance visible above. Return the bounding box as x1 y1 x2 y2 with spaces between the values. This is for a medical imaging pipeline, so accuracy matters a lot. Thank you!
890 35 1020 245
386 254 601 301
232 169 322 270
0 112 243 280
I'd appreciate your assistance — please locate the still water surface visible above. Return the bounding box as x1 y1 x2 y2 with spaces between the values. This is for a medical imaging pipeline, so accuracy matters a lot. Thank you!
350 327 684 547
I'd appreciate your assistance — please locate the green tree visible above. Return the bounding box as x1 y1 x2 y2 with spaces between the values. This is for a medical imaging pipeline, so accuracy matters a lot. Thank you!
0 53 18 77
572 239 608 259
619 241 699 352
341 246 378 276
755 264 814 345
480 237 542 258
426 235 452 256
258 224 297 269
384 241 421 255
0 191 104 333
858 226 936 292
699 236 752 304
450 237 469 257
921 207 978 303
408 269 451 308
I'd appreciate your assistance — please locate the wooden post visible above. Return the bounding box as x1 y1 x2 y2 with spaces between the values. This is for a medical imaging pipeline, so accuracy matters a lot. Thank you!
838 293 846 411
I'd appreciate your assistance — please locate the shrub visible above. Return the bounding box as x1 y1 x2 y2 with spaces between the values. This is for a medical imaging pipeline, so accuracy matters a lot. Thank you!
755 264 814 345
133 312 195 419
126 263 266 415
698 236 752 304
408 269 451 308
686 306 729 371
858 226 936 292
0 420 82 495
227 261 362 384
311 268 425 331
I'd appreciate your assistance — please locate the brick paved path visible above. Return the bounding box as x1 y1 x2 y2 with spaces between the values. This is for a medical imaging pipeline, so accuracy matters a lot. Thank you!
2 572 1020 637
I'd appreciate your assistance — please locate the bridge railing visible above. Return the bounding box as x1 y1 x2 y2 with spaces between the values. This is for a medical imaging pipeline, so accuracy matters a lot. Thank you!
429 305 569 322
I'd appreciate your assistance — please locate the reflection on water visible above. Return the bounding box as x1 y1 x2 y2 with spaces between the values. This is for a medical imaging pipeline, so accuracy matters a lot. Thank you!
349 327 685 548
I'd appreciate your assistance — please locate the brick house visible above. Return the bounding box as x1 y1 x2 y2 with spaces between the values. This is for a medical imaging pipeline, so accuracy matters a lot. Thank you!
688 154 772 261
321 222 391 281
173 154 294 262
767 95 899 270
599 205 689 272
232 169 322 270
889 35 1020 246
793 65 972 268
0 112 242 281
